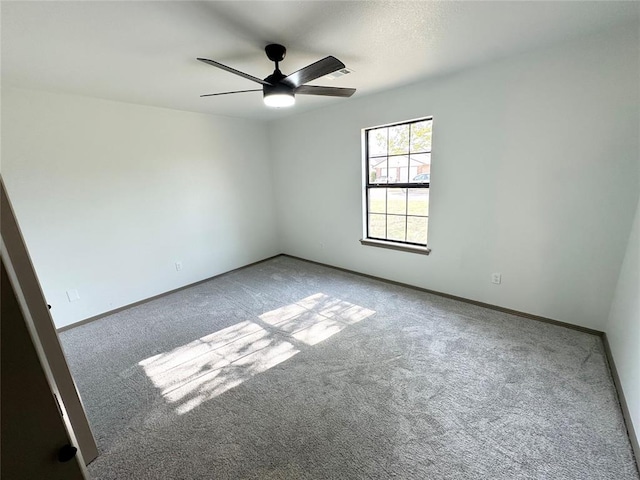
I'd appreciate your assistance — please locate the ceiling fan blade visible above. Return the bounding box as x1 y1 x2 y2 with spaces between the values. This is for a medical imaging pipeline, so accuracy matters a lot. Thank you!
295 85 356 97
197 58 272 86
200 89 262 97
283 56 345 88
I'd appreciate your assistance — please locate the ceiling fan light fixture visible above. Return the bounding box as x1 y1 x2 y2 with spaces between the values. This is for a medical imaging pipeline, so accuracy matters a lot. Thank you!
263 91 295 108
198 43 356 106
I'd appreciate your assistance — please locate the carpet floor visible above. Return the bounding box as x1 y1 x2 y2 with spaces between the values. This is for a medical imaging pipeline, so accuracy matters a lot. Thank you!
60 255 639 479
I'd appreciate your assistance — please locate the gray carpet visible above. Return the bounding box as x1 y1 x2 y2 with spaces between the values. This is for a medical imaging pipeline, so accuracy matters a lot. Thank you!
60 255 639 479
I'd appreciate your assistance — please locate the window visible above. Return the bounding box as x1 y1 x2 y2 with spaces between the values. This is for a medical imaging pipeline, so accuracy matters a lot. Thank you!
362 117 432 251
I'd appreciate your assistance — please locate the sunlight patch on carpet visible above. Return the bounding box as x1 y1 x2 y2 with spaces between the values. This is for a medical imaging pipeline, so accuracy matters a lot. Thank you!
139 293 375 414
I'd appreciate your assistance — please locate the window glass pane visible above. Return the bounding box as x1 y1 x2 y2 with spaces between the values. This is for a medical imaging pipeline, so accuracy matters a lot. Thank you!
388 124 410 155
368 128 388 157
386 188 406 215
410 120 432 152
407 216 428 245
368 188 386 214
368 214 386 238
409 153 430 184
386 155 409 183
369 158 388 184
407 188 429 216
387 215 406 242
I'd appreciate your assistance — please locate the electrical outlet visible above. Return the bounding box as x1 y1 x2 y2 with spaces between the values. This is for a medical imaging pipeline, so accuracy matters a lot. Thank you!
175 261 183 271
66 289 80 302
491 273 502 284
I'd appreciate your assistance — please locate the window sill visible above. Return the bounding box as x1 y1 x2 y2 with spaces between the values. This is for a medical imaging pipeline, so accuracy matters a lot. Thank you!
359 238 431 255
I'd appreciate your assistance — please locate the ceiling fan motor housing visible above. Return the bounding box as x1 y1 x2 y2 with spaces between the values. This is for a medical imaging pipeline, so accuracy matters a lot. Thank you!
263 68 292 97
263 80 294 99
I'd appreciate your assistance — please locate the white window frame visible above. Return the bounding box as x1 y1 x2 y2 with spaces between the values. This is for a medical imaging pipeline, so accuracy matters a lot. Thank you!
360 117 433 255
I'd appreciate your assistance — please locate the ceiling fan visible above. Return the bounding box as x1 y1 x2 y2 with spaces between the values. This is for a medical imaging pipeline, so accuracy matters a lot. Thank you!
197 44 356 108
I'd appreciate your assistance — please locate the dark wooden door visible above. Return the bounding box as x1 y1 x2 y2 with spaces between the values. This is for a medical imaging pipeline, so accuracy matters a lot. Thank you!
1 261 87 480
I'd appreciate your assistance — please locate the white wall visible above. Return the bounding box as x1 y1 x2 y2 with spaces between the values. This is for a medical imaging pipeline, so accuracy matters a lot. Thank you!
269 24 639 330
1 88 279 328
2 24 638 334
606 196 640 451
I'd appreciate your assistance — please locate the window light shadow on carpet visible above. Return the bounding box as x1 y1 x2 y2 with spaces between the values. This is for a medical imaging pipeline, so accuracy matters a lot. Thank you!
139 293 375 414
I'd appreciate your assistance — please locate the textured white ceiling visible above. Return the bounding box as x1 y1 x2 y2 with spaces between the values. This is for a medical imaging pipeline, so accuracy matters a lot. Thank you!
2 1 637 120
